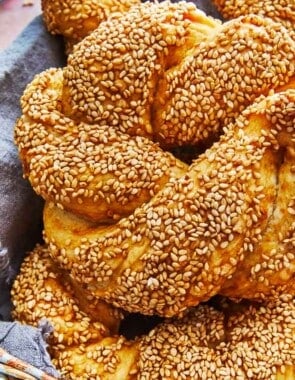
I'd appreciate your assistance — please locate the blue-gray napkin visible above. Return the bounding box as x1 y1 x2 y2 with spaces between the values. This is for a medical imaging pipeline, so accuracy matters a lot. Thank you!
0 15 65 321
0 320 60 378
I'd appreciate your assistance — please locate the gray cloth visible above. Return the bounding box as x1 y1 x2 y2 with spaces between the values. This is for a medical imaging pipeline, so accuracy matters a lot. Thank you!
0 15 65 378
0 320 60 378
0 15 65 320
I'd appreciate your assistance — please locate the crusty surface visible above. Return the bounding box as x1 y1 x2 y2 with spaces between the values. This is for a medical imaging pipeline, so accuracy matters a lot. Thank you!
15 67 187 223
15 1 222 223
61 1 221 138
221 145 295 299
41 0 140 47
11 245 138 380
14 6 295 225
138 296 295 380
212 0 295 36
153 14 295 146
61 11 295 148
43 88 295 317
11 245 295 379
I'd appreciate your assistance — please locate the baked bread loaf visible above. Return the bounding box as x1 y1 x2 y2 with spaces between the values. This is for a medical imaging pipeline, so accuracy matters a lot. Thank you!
11 2 295 377
15 3 294 223
212 0 295 36
11 244 295 380
14 0 295 317
41 0 140 51
15 1 221 223
42 85 295 317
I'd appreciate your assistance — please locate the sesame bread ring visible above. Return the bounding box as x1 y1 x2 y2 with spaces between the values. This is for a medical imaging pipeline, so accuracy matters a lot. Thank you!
11 245 139 379
41 0 140 51
43 88 295 317
11 245 295 379
15 4 295 224
212 0 295 36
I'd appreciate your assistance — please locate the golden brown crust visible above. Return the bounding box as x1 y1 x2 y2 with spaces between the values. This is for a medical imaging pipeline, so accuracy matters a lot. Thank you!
11 245 139 379
43 88 295 317
61 1 221 138
13 0 295 322
11 245 295 379
138 296 295 380
221 145 295 299
41 0 140 47
212 0 295 35
15 67 187 223
11 2 295 378
14 6 295 226
153 14 295 147
15 1 222 223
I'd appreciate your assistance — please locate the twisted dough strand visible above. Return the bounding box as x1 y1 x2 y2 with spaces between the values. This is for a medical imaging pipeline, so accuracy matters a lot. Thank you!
221 144 295 299
15 1 221 222
41 0 140 50
43 87 295 317
15 68 187 222
11 2 295 378
61 1 221 139
212 0 295 36
61 9 295 147
11 245 139 380
14 2 295 317
15 7 295 224
153 14 295 146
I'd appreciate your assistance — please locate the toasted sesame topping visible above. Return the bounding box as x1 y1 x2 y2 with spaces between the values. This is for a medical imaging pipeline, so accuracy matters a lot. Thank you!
15 1 223 223
11 245 139 379
11 245 111 347
138 295 295 380
61 1 220 137
212 0 295 36
11 246 295 379
154 14 295 146
41 0 140 46
15 67 187 222
219 90 295 299
44 89 295 317
15 4 295 225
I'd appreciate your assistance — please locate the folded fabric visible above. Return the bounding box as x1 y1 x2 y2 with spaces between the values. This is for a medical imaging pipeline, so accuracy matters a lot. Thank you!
0 14 65 379
0 320 60 378
0 15 65 321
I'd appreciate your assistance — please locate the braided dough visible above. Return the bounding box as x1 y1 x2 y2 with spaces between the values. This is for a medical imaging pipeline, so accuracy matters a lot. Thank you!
41 0 140 51
212 0 295 36
11 245 295 380
14 0 295 317
16 1 221 223
11 1 295 377
42 86 295 317
15 4 294 223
